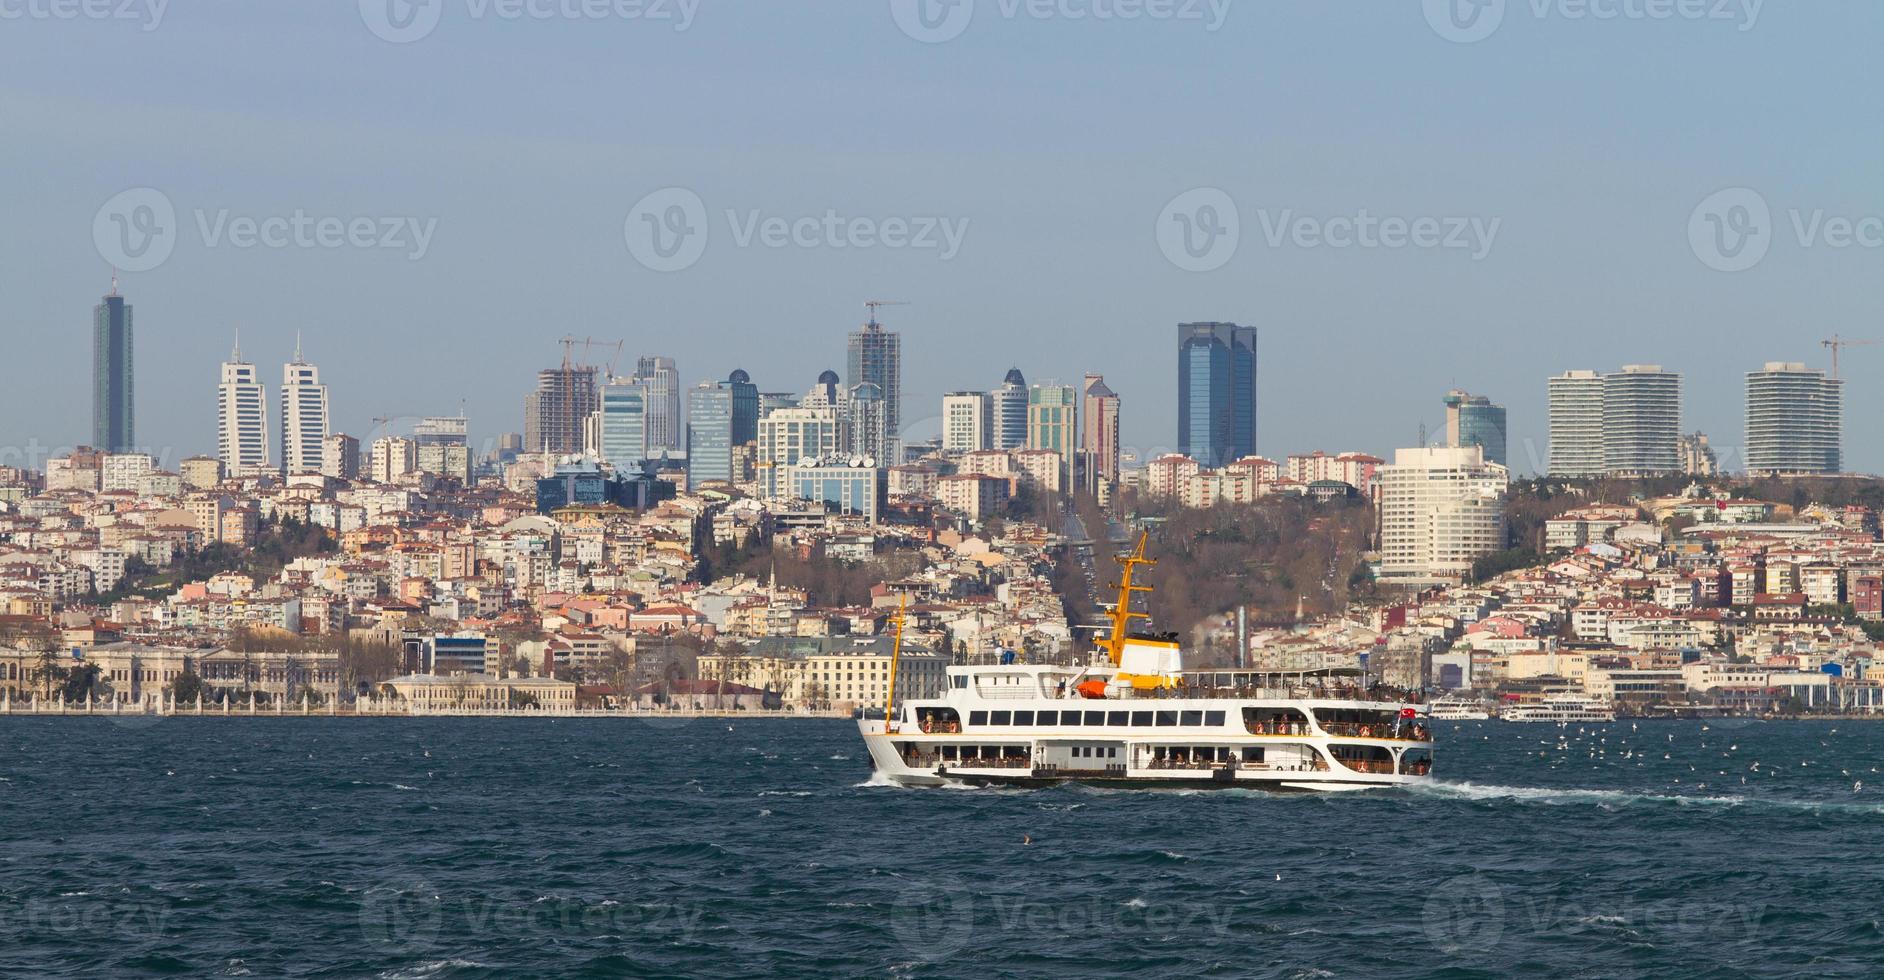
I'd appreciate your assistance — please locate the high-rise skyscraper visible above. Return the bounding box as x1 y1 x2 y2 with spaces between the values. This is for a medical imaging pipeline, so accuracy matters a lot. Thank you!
1442 390 1507 468
1548 366 1682 477
1378 446 1508 585
942 391 991 453
845 382 890 463
990 369 1029 451
279 339 329 475
726 369 760 446
686 379 736 488
217 339 269 476
596 379 649 472
633 355 682 453
1746 362 1843 476
93 281 135 454
524 363 599 456
1080 374 1121 493
1027 383 1078 489
1547 370 1605 478
1602 365 1681 476
847 312 902 447
1176 322 1257 466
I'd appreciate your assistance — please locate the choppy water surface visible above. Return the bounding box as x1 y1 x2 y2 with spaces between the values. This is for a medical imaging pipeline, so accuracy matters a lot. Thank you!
0 717 1880 978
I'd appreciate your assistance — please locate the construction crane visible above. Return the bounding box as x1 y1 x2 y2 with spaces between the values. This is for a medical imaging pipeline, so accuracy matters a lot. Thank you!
863 300 908 328
1821 335 1876 379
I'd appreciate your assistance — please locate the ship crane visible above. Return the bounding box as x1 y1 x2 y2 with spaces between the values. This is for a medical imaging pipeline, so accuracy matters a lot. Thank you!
1102 533 1157 667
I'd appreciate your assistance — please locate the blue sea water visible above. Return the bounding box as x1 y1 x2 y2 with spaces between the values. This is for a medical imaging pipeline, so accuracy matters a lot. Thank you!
0 716 1880 979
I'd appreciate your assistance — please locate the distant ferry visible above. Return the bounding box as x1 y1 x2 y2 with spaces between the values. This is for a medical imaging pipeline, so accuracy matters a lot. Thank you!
858 536 1435 792
1428 695 1491 721
1500 694 1617 724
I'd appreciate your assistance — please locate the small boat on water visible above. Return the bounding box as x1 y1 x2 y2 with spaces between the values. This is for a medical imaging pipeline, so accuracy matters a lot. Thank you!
1428 695 1491 721
1499 694 1617 724
858 535 1435 792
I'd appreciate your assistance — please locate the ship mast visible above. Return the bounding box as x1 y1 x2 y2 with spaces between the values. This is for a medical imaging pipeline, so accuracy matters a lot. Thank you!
1102 532 1156 667
882 593 908 734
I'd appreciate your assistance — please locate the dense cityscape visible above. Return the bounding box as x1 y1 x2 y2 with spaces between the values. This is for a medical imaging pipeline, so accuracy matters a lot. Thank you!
0 281 1872 719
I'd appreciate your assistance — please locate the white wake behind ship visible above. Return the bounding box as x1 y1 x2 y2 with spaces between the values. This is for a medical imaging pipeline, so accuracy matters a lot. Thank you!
859 535 1435 792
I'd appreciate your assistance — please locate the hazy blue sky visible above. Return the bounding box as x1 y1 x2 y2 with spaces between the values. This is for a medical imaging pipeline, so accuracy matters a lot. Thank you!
3 1 1880 474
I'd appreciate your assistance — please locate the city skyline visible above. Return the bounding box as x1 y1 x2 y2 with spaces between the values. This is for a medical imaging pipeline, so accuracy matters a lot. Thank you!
63 282 1863 480
13 6 1882 474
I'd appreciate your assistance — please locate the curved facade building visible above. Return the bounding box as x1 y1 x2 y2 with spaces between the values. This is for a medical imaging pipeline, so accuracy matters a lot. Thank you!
1746 363 1842 475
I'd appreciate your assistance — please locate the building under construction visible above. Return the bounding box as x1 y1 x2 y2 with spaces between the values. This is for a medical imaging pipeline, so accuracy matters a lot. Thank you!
524 363 600 456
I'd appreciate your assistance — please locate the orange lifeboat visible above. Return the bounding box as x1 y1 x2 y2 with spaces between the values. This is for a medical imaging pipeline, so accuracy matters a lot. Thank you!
1075 679 1108 700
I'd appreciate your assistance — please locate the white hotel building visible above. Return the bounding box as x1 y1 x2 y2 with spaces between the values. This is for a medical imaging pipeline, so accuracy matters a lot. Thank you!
1377 446 1509 586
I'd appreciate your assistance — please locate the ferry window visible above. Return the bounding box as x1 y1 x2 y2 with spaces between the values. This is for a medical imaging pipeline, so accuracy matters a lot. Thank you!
969 711 987 726
1131 711 1152 727
1205 711 1226 727
1105 711 1126 726
1037 711 1057 725
991 711 1012 726
953 676 967 689
1013 711 1034 726
1180 710 1203 726
1108 748 1118 758
1155 711 1177 727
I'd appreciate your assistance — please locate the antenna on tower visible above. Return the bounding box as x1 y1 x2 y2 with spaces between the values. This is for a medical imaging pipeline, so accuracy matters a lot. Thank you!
109 271 119 297
1417 421 1428 449
294 331 304 363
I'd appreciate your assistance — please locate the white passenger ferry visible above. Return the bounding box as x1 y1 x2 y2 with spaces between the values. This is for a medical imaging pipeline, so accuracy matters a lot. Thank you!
1499 694 1617 724
859 536 1435 792
1428 695 1492 721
